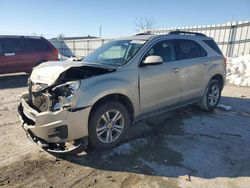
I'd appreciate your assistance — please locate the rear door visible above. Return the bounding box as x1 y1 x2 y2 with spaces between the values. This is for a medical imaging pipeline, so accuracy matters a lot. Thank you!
174 39 208 103
139 40 181 114
19 38 37 70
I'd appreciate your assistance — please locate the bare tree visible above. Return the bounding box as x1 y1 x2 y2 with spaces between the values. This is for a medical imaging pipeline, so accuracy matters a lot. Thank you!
57 33 65 40
135 17 156 32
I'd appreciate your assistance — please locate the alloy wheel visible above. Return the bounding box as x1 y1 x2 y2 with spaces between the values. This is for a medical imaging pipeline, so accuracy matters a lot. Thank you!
96 110 125 143
208 85 220 106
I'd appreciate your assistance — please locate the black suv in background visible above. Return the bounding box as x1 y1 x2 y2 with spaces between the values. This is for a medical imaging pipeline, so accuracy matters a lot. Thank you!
0 36 58 74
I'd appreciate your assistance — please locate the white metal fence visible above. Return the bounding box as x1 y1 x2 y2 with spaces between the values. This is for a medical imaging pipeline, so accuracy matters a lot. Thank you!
50 21 250 58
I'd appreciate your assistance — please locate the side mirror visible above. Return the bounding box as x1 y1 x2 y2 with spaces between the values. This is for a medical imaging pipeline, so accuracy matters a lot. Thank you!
143 55 163 65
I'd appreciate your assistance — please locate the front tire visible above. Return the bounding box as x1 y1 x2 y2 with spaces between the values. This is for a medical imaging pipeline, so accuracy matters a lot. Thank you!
88 101 130 150
199 79 222 111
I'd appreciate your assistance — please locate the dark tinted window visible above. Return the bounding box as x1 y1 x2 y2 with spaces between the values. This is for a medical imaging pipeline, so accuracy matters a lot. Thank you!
30 39 50 51
0 40 2 53
144 40 176 62
175 39 207 60
203 40 222 55
2 38 23 53
20 39 34 52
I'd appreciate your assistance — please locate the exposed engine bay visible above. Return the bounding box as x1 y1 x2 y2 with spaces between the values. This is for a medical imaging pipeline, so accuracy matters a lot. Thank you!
28 66 115 112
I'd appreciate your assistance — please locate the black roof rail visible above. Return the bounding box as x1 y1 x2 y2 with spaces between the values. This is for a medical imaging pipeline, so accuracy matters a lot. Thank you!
136 31 152 35
169 30 206 36
0 35 43 39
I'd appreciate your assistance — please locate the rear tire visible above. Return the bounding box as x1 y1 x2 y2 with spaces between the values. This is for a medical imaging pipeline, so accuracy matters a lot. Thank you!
199 79 222 111
88 101 130 150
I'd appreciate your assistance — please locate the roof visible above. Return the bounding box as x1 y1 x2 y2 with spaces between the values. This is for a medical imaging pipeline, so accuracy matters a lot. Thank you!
119 34 155 41
0 35 43 39
119 30 210 41
51 35 99 40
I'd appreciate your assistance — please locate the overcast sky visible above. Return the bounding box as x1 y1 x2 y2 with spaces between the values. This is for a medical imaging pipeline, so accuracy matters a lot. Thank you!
0 0 250 38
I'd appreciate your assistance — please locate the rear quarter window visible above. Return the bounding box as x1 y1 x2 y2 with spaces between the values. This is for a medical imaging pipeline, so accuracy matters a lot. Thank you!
175 39 207 60
30 39 50 51
203 40 222 55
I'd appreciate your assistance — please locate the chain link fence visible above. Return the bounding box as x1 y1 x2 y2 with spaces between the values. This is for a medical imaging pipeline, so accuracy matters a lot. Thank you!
50 21 250 58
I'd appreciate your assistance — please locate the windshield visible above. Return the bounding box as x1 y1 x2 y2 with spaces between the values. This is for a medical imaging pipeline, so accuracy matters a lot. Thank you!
83 40 146 66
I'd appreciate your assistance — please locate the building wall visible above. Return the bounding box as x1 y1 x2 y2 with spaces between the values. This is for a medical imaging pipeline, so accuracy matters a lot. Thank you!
50 21 250 58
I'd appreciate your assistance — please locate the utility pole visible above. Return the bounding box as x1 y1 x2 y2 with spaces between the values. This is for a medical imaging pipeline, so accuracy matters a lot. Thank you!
99 25 102 38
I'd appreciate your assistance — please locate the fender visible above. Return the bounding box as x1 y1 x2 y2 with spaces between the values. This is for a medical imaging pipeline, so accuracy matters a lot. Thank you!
202 61 226 93
72 69 140 115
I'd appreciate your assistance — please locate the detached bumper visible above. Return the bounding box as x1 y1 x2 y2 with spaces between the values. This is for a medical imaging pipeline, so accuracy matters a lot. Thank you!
18 93 91 152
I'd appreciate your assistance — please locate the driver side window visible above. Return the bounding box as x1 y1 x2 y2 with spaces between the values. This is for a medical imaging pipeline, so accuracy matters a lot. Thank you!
143 40 176 63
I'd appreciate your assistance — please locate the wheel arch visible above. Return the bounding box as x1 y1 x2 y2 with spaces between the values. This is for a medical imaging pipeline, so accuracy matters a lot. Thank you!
210 74 224 86
200 73 225 101
88 93 135 126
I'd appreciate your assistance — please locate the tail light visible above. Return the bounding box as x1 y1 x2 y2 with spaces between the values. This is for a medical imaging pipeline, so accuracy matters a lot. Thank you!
53 48 58 55
52 48 59 60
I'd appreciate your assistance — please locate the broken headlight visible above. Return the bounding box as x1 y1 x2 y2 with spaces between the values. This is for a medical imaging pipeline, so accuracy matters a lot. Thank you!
52 81 80 110
53 81 80 98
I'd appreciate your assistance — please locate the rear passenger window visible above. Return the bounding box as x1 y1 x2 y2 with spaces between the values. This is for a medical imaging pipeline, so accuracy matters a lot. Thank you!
175 39 207 60
143 40 176 62
203 40 222 55
20 39 34 52
30 39 50 51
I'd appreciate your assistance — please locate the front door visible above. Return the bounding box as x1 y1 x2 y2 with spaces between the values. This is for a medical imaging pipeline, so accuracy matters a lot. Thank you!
139 40 181 114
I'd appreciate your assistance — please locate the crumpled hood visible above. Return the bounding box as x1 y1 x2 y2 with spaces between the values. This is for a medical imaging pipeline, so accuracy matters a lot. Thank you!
30 61 116 85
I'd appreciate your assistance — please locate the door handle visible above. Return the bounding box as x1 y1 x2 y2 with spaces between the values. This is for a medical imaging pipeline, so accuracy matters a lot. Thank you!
172 68 181 73
203 61 209 65
5 52 15 56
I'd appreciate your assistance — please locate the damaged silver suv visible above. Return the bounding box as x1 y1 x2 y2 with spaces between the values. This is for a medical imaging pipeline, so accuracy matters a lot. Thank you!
18 31 226 152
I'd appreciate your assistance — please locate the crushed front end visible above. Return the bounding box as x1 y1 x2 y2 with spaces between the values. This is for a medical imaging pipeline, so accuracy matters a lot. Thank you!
18 79 90 153
17 61 116 153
